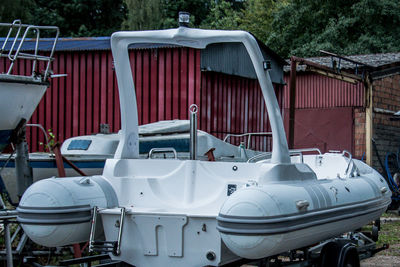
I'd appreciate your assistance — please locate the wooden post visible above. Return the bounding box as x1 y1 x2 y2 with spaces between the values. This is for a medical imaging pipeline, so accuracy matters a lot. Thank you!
288 57 297 149
365 74 373 166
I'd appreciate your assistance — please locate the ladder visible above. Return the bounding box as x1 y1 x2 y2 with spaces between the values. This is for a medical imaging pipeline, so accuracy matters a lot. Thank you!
89 206 125 256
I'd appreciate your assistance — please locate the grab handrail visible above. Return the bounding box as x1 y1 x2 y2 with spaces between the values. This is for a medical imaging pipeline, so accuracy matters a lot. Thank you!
342 150 353 176
148 147 178 159
223 132 272 149
0 20 59 80
247 147 322 163
290 148 322 155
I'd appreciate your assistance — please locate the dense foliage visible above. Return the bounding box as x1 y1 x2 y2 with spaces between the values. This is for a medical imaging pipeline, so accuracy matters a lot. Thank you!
0 0 36 24
266 0 400 57
34 0 126 36
1 0 400 57
200 0 400 58
0 0 126 37
122 0 215 30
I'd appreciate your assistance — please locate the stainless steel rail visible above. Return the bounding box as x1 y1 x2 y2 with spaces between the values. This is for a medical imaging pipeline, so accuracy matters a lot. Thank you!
248 147 322 163
189 104 198 160
0 20 59 80
148 148 178 159
223 132 272 149
89 206 125 256
342 150 355 176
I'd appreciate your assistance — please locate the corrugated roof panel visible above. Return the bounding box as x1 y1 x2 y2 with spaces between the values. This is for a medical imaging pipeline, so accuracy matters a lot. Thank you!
201 42 285 84
0 37 186 52
0 37 111 51
284 52 400 72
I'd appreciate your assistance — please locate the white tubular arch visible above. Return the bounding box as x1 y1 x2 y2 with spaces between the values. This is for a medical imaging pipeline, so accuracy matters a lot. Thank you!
111 27 290 164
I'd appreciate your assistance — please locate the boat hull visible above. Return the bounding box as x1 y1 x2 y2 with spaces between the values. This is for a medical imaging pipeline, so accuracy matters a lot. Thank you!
95 156 390 266
0 79 48 152
100 205 386 266
217 185 389 259
15 154 391 266
100 211 240 267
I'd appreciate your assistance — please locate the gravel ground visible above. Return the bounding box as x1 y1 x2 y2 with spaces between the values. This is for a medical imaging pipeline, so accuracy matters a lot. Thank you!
361 255 400 267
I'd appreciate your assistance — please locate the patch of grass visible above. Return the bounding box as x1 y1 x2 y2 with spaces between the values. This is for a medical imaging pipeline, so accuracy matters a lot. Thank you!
360 213 400 256
381 211 399 218
377 222 400 245
376 214 400 256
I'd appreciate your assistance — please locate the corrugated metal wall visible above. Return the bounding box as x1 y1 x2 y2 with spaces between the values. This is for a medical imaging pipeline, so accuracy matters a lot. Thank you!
283 73 365 109
129 48 201 125
29 51 120 152
281 72 366 154
0 51 121 152
2 52 366 153
1 47 280 152
201 71 282 151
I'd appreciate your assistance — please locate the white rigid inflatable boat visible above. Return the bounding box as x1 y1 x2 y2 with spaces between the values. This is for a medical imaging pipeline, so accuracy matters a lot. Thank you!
16 27 391 266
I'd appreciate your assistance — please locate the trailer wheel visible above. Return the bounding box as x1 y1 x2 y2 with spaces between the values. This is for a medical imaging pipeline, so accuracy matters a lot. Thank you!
338 243 360 267
374 219 381 231
371 225 379 242
318 242 340 267
318 241 360 267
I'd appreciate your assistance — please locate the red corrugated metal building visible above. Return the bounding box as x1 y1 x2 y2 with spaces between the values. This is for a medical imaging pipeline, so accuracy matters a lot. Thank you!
282 53 400 171
282 72 365 156
4 36 400 169
0 37 286 152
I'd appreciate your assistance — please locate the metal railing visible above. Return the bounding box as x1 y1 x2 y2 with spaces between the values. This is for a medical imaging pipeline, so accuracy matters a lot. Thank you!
342 150 355 176
148 147 178 159
0 20 59 80
247 147 322 163
223 132 272 149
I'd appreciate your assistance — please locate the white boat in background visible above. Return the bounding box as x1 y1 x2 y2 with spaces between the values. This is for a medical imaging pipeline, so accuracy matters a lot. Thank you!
16 24 391 267
0 120 260 203
0 20 59 152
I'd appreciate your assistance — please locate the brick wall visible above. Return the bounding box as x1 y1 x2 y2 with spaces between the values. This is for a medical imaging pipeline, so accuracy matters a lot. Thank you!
372 74 400 172
354 107 366 159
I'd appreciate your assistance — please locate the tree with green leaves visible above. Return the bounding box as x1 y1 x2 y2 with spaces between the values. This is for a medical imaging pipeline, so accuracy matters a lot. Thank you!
266 0 400 57
1 0 127 37
0 0 36 24
200 0 242 30
122 0 213 30
33 0 127 37
122 0 163 30
0 0 36 35
240 0 279 43
200 0 279 43
161 0 212 28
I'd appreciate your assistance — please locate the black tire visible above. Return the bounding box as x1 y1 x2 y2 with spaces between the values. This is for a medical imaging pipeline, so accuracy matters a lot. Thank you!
371 225 379 242
374 219 381 231
318 242 340 267
338 243 360 267
319 241 360 267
